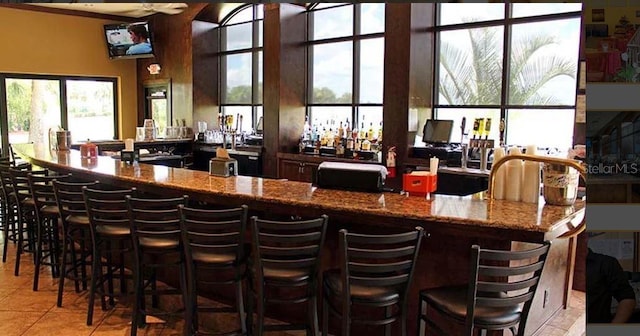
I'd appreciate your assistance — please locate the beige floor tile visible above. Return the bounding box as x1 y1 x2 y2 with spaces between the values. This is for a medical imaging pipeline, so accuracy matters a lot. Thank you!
21 311 97 336
91 308 164 336
0 288 57 312
0 310 45 336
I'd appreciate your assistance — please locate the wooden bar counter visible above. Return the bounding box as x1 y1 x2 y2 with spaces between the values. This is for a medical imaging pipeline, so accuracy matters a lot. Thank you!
14 143 585 335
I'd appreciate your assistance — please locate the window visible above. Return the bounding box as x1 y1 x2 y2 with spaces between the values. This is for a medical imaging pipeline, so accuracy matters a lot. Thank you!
218 4 263 134
434 3 582 151
0 74 117 155
307 3 385 139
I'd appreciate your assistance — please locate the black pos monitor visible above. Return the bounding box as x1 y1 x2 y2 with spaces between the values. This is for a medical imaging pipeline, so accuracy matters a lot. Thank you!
423 119 454 145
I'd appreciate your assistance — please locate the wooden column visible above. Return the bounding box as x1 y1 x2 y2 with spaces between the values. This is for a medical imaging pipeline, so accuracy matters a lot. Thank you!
192 20 219 129
383 3 435 189
263 3 307 178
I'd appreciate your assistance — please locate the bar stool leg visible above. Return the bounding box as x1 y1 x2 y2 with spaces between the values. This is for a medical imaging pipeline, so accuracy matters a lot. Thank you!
417 298 426 336
400 305 408 336
236 277 247 335
33 219 44 291
385 306 392 336
308 295 319 336
256 282 265 336
87 245 101 325
57 234 70 306
179 259 190 336
341 303 350 336
322 296 329 336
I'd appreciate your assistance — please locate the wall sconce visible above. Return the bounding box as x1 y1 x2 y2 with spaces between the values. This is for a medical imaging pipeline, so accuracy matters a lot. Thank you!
147 63 161 75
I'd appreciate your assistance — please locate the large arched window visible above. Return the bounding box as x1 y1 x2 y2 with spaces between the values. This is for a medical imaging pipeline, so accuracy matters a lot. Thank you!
306 3 385 140
218 4 263 133
433 3 582 150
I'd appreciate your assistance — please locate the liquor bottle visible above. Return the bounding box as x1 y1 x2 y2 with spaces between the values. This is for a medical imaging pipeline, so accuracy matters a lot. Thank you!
304 116 311 140
362 133 371 151
377 121 383 142
346 136 354 150
338 121 344 138
367 122 374 141
358 122 365 140
345 119 351 138
327 130 335 147
355 138 362 151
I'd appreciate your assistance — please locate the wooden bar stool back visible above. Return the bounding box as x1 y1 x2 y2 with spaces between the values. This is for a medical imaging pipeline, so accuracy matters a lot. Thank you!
417 241 551 336
322 227 424 336
251 215 329 336
8 166 43 276
126 195 189 336
28 172 72 290
179 204 250 335
83 186 137 326
0 162 22 263
53 179 99 307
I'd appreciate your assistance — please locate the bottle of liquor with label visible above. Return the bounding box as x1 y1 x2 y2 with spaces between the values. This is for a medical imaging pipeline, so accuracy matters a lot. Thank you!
361 133 371 151
338 121 344 138
367 122 374 141
345 119 351 138
377 121 383 142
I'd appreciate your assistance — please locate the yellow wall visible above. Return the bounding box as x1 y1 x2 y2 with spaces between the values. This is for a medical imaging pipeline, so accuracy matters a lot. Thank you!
0 6 138 139
584 4 640 34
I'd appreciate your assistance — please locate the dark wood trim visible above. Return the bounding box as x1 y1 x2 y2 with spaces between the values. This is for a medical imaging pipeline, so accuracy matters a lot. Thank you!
0 3 140 22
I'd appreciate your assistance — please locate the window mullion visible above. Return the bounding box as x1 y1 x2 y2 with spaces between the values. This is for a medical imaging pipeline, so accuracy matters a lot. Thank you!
353 4 360 124
500 4 511 145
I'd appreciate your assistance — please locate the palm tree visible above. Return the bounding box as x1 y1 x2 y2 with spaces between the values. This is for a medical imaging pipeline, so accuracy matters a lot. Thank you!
439 27 576 106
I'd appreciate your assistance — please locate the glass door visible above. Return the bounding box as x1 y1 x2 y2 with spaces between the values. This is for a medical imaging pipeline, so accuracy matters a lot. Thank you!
143 79 171 138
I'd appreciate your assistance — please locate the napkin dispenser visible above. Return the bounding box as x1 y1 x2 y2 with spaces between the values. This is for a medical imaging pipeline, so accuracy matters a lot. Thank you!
316 161 387 193
209 148 238 177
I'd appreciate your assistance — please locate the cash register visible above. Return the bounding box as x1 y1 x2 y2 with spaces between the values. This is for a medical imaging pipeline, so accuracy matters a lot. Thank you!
411 119 463 167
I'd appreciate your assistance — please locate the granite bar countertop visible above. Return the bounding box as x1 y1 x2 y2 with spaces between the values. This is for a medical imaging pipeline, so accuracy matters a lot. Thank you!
14 143 584 240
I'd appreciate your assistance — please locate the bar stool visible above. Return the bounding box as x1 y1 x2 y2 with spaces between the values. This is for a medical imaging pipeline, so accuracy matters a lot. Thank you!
416 241 551 336
126 195 189 336
9 166 47 276
250 215 328 336
179 204 250 335
28 172 71 291
0 162 20 263
83 186 137 326
53 179 99 307
321 227 424 336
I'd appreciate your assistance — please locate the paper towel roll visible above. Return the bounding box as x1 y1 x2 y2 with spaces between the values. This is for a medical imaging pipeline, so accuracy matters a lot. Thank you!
492 147 506 200
505 147 523 202
522 145 540 203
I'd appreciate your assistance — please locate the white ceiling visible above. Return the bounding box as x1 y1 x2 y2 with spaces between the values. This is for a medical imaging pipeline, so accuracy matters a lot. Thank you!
27 3 188 18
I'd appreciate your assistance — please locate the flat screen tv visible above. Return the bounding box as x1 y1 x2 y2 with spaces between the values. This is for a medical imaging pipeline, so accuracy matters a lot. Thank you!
104 21 155 59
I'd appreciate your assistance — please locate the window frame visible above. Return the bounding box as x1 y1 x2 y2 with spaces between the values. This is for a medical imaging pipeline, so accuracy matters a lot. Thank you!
0 72 118 156
432 4 582 149
218 4 263 132
306 3 385 129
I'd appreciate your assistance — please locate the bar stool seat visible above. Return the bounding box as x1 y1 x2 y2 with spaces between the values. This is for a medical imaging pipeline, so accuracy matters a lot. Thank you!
95 224 130 236
419 286 521 325
66 215 90 226
138 237 180 249
322 269 400 303
262 267 311 283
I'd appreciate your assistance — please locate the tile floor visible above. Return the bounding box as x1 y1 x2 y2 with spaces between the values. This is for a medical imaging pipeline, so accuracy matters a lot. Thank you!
0 238 585 336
